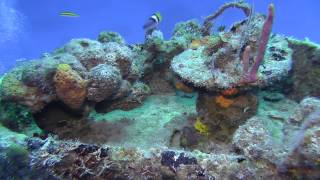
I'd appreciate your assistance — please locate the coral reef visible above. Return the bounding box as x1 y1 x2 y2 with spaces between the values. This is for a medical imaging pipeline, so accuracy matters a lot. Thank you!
0 1 320 179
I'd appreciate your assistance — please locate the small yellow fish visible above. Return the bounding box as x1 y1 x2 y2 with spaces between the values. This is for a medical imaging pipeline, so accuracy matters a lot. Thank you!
59 11 79 17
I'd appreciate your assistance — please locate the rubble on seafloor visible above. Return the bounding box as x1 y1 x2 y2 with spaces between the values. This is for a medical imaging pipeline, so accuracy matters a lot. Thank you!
0 1 320 179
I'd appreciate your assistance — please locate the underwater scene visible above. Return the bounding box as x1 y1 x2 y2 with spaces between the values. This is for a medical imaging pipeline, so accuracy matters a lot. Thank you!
0 0 320 179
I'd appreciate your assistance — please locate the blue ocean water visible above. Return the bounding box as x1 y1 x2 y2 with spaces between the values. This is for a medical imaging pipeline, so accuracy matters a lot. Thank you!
0 0 319 75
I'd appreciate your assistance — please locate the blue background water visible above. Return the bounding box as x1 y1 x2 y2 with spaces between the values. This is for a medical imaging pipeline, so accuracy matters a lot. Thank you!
0 0 318 74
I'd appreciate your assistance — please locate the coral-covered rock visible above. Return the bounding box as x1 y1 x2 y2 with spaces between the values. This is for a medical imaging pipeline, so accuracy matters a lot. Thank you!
98 31 125 44
289 97 320 124
171 14 292 90
64 39 110 70
110 80 132 100
197 92 258 142
0 52 88 113
21 53 87 95
128 45 153 80
41 53 88 78
87 64 122 102
145 30 165 51
103 42 134 78
103 42 133 62
0 67 53 112
232 96 298 164
233 96 320 179
278 110 320 179
95 82 151 112
171 20 203 49
232 116 280 162
287 38 320 101
21 62 57 95
129 81 152 103
171 46 214 88
53 64 87 109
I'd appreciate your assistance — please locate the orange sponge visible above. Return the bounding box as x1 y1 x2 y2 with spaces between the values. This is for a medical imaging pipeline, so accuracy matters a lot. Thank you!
175 81 194 93
53 64 87 109
221 88 239 96
215 95 234 108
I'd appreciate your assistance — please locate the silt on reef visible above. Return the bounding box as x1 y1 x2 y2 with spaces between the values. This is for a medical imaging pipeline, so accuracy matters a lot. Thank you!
0 1 320 179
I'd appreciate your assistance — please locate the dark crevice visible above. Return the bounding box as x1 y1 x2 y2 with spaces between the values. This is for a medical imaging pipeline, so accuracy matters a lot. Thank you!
33 101 87 138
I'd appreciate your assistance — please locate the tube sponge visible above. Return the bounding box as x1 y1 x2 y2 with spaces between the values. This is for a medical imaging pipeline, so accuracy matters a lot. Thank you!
246 4 275 83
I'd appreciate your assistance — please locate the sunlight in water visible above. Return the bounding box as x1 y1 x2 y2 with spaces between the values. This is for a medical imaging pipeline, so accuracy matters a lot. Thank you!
0 0 25 44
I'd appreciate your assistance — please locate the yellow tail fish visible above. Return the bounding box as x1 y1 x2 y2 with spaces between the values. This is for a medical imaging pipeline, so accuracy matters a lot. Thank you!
60 11 79 17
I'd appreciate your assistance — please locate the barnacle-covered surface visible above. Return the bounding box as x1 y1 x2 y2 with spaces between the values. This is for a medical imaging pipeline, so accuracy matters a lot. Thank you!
0 1 320 179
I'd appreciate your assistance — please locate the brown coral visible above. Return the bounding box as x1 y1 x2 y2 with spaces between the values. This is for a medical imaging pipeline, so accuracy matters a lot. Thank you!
53 64 87 109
